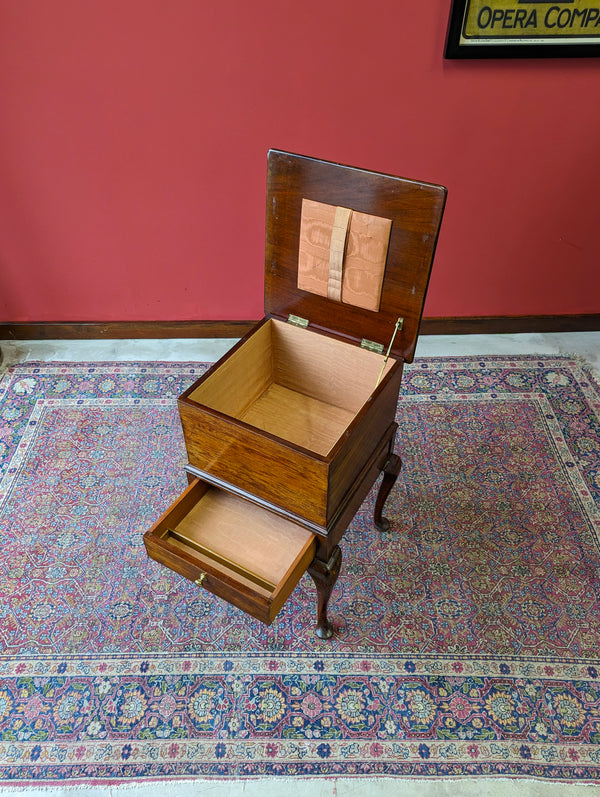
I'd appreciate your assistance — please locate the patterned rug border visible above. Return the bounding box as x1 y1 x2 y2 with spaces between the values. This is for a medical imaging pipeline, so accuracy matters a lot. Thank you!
3 651 600 677
2 355 600 784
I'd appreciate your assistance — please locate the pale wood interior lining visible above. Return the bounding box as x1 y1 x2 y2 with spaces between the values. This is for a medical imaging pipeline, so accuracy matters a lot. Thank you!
240 383 354 456
171 486 314 593
270 319 395 412
188 320 273 417
188 318 395 454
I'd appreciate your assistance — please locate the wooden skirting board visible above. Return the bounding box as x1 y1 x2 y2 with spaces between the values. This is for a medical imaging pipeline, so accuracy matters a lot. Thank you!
0 315 599 341
421 314 600 335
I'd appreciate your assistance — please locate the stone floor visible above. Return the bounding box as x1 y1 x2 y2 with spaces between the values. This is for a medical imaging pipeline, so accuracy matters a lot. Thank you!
1 332 600 796
1 331 600 374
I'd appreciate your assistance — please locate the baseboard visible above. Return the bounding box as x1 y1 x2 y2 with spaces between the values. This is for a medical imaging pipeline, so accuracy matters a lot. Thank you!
0 315 599 340
419 314 600 335
0 320 257 340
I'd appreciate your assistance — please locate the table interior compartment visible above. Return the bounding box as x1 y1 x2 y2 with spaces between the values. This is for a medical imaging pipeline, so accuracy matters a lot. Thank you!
188 318 396 455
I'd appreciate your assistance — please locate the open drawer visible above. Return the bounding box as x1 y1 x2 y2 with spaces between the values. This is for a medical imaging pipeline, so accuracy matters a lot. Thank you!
143 477 317 624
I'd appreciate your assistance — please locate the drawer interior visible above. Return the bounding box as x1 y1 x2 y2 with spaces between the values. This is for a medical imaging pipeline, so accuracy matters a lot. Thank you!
187 318 396 455
144 478 316 624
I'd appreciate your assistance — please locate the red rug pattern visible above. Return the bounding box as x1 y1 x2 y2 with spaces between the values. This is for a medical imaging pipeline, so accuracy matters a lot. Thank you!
0 356 599 783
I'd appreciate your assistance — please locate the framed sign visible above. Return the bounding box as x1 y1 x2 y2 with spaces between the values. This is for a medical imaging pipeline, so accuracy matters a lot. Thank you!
445 0 600 57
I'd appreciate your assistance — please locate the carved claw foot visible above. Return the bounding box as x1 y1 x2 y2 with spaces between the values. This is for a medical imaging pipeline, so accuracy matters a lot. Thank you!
307 546 342 639
374 452 402 531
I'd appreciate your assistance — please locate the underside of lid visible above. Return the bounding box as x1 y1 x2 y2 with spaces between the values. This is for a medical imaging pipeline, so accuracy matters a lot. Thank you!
264 150 447 363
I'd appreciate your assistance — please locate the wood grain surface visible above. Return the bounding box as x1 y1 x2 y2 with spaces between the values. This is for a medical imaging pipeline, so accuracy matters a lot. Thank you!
265 150 447 363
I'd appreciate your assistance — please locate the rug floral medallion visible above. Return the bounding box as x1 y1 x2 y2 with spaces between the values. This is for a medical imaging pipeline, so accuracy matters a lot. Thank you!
1 355 600 785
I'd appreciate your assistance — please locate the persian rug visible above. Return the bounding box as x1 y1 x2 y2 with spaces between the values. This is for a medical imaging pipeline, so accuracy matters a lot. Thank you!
1 355 600 786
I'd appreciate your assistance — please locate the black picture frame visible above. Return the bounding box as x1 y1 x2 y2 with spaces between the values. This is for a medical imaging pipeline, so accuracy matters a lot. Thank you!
445 0 600 58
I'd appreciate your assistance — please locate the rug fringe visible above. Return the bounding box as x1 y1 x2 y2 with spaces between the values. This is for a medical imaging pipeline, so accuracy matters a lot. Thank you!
566 351 600 389
3 774 600 794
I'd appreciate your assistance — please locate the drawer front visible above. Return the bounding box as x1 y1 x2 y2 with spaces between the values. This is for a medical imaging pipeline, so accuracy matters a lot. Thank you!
143 478 316 625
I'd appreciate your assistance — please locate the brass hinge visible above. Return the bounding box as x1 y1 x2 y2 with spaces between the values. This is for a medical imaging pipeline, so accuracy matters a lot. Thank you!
287 314 309 328
362 317 404 357
361 338 384 354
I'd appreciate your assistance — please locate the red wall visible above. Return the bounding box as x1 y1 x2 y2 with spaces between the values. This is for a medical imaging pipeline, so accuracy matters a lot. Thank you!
1 0 599 323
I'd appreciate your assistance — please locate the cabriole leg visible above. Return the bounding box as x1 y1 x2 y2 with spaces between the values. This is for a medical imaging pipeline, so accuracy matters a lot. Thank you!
307 546 342 640
374 453 402 531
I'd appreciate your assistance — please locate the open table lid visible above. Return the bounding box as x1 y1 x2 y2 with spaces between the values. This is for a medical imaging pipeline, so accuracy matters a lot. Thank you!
264 150 447 363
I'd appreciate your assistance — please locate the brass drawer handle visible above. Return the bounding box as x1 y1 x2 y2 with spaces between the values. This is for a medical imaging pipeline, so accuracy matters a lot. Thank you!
195 573 206 587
